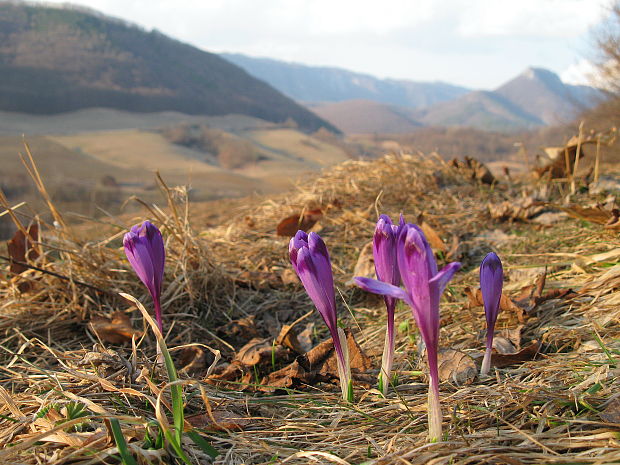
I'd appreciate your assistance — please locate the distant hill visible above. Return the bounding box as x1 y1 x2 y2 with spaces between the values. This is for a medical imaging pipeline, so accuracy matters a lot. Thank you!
495 67 604 125
221 53 470 108
412 90 543 132
0 2 336 132
309 100 422 134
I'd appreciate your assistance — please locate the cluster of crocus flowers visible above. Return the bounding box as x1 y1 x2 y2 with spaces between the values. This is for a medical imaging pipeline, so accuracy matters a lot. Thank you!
355 221 460 442
479 252 503 376
372 214 404 395
123 221 166 332
289 231 353 402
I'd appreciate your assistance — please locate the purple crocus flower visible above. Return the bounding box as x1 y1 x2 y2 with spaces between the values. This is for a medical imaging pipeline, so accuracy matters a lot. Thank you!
479 252 503 376
373 214 404 395
123 221 166 332
355 223 460 442
290 230 352 401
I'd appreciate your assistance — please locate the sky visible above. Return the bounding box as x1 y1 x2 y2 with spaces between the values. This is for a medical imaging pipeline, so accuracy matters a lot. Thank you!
35 0 611 89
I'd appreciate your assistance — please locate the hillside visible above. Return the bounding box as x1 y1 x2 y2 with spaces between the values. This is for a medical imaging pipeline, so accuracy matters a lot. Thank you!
496 67 604 125
2 151 620 463
221 53 470 108
0 3 336 132
412 90 543 132
310 99 422 133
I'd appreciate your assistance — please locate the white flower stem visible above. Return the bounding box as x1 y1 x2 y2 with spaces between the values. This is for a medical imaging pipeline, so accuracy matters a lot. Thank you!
480 345 492 376
336 328 352 402
427 351 442 442
379 323 395 396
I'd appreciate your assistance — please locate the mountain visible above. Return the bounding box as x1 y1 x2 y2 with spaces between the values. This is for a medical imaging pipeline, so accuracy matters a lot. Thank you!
0 2 337 133
309 100 422 134
412 90 543 132
221 53 470 108
495 67 604 125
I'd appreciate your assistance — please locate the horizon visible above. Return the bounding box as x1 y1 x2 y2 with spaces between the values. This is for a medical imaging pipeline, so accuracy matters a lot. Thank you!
24 0 609 90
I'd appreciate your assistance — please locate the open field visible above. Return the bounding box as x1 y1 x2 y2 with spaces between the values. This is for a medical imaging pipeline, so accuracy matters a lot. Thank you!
2 152 620 463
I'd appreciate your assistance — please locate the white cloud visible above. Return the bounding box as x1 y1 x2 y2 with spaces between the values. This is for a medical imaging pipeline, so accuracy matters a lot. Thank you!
561 59 597 85
31 0 611 88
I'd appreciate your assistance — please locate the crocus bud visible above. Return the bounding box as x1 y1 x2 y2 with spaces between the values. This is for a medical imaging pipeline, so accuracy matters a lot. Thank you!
372 214 403 395
355 223 460 442
479 252 503 376
123 221 166 332
290 231 352 401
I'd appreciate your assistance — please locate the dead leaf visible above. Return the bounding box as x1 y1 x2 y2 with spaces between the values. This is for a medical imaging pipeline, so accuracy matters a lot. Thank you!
178 346 207 374
417 217 447 253
260 330 372 393
234 270 280 289
186 410 251 432
493 325 524 354
488 197 545 222
234 338 291 367
276 209 323 236
6 223 40 291
218 316 260 345
346 241 374 286
600 397 620 424
435 349 476 385
557 204 614 225
89 312 142 344
450 157 496 184
490 340 541 368
276 323 314 354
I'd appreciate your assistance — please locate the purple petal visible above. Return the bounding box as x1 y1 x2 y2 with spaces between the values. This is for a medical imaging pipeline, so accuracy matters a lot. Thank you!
124 229 156 298
354 277 411 304
429 262 461 297
289 230 309 269
295 244 338 337
143 221 165 299
480 252 503 327
373 215 399 286
397 225 432 313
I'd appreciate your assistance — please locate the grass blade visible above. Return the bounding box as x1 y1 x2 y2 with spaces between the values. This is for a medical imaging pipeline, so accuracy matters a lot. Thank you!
108 419 138 465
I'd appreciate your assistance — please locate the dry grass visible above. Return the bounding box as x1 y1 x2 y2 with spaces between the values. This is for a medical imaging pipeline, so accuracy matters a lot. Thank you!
1 151 620 464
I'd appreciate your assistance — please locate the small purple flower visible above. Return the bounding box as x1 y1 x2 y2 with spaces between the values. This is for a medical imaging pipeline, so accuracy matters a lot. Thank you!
355 223 460 442
479 252 503 376
290 231 352 401
124 221 166 332
373 214 404 394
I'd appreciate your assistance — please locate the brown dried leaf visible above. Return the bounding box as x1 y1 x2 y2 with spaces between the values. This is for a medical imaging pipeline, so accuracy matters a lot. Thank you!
488 197 544 222
218 316 259 345
89 312 142 344
280 268 299 285
276 209 323 236
276 323 314 354
186 410 251 432
559 204 612 225
7 223 39 274
178 346 207 374
600 397 620 424
260 330 372 393
436 349 477 385
419 221 447 253
234 338 290 367
490 340 541 368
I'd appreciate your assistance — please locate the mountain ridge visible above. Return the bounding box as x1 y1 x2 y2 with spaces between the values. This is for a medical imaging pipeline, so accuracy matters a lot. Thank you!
0 2 338 133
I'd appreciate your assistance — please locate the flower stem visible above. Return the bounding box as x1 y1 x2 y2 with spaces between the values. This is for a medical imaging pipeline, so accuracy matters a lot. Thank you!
153 299 163 333
427 351 442 442
480 345 492 376
379 320 395 396
335 328 352 402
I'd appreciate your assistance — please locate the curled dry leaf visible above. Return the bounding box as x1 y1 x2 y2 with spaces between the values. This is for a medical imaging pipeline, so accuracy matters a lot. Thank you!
260 329 372 393
89 312 142 344
276 322 314 354
178 346 207 375
276 209 323 237
234 338 291 367
449 156 496 185
218 315 260 345
490 340 541 368
435 349 477 386
417 216 447 254
488 197 544 222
